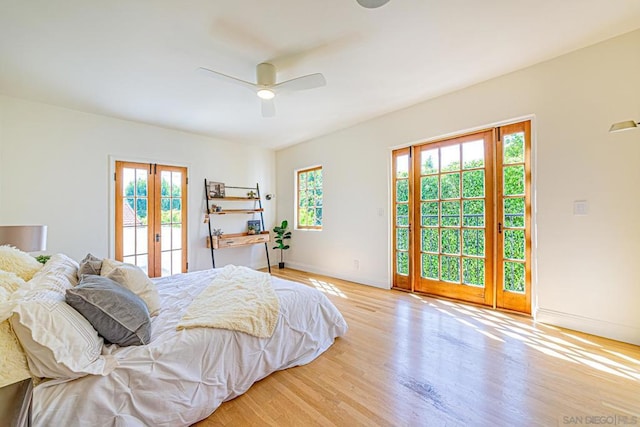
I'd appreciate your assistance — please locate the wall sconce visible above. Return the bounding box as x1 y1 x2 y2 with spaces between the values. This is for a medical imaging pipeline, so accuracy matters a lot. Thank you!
609 120 639 133
0 225 48 252
265 194 275 201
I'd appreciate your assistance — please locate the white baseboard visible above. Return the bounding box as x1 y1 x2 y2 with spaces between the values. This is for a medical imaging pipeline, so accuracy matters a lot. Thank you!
281 261 391 289
535 308 640 346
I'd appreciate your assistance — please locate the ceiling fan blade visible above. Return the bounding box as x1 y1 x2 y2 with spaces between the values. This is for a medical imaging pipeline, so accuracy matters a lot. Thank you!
198 67 257 91
274 73 326 92
261 98 276 118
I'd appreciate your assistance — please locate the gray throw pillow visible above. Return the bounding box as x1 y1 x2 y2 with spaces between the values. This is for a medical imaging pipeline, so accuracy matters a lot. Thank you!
78 253 103 278
66 275 152 346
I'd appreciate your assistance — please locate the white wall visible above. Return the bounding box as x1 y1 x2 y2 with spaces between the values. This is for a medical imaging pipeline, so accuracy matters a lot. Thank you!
276 30 640 344
0 95 276 272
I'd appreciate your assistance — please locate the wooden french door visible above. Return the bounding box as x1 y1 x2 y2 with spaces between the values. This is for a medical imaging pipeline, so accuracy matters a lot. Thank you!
392 121 531 313
115 161 188 278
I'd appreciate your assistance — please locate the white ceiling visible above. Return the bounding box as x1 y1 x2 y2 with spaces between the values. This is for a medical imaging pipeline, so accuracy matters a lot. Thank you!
1 1 639 150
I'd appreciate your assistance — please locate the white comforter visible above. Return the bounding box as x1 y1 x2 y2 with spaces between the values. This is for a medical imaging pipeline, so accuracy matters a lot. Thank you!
32 269 348 426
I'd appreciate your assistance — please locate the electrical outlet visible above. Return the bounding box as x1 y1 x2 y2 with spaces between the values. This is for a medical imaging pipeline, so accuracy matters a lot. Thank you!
353 259 360 270
573 200 589 216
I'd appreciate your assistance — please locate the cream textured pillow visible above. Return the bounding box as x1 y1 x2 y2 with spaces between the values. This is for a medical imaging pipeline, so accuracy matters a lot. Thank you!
101 259 160 316
0 319 31 387
0 245 43 281
0 270 27 294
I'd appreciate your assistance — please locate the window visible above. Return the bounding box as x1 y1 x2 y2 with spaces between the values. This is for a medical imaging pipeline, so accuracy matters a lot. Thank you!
297 166 323 230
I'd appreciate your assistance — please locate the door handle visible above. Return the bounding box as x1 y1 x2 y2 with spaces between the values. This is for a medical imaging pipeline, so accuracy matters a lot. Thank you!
498 222 502 234
155 233 160 242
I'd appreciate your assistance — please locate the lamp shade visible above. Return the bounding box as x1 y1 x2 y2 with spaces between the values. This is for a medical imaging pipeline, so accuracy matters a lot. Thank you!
0 225 47 252
609 120 639 133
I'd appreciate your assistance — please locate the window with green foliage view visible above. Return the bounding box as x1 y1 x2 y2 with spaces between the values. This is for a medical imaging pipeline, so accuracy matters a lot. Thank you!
297 166 323 229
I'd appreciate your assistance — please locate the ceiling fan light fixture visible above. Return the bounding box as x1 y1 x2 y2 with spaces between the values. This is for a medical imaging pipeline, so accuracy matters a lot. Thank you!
609 120 639 133
257 88 275 100
357 0 390 8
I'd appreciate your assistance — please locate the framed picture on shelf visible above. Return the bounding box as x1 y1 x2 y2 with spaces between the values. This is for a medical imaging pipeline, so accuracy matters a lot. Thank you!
247 220 262 233
208 181 225 198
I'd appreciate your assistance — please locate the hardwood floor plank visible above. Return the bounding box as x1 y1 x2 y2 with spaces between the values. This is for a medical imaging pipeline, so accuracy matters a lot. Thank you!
195 268 640 426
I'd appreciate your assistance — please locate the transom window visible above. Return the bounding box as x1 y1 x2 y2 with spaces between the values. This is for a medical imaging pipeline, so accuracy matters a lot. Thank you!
297 166 323 230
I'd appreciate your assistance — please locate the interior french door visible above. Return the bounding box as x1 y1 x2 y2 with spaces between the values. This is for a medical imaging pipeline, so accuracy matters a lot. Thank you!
115 161 188 278
392 121 531 313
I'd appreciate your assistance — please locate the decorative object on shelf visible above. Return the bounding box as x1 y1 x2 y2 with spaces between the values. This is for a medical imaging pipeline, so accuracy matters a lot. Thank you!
247 220 261 234
203 179 271 272
272 220 291 269
208 181 225 198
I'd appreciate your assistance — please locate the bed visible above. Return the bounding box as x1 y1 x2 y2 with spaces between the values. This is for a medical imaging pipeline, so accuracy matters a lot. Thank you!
0 250 347 427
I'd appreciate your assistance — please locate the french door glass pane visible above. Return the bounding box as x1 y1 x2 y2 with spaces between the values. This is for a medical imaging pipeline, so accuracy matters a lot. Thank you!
441 256 460 282
441 201 460 226
396 180 409 202
441 229 460 255
421 202 438 226
421 176 438 200
503 132 525 164
463 140 484 169
396 154 409 178
137 226 148 255
397 252 408 275
421 149 439 174
463 258 485 286
504 229 525 260
504 261 525 292
441 145 460 172
172 225 182 250
504 165 525 196
123 227 135 257
462 229 485 257
171 250 182 276
161 225 171 251
421 228 439 253
463 200 485 227
441 173 460 199
397 228 409 251
396 204 409 226
422 253 438 279
504 198 525 227
462 170 485 198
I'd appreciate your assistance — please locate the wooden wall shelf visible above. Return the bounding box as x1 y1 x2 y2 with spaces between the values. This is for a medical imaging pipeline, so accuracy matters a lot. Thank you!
206 231 270 249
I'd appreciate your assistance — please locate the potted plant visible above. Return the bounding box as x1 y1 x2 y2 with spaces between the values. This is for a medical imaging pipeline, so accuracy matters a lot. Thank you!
272 220 291 269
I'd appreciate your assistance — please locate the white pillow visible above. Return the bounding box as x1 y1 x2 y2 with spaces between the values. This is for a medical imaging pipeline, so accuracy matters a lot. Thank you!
29 253 79 293
101 259 160 316
0 245 43 281
11 290 116 379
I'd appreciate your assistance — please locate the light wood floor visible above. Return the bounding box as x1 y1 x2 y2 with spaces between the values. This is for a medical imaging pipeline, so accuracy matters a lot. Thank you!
195 268 640 426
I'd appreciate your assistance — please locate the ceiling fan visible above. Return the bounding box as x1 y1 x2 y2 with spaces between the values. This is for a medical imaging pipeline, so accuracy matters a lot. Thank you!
199 63 326 117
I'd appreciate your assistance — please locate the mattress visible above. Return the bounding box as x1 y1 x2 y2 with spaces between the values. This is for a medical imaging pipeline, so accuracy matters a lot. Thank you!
32 268 348 426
